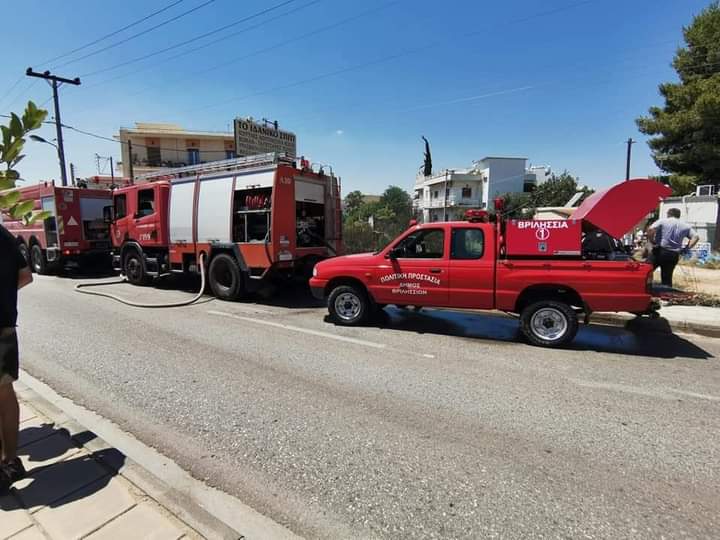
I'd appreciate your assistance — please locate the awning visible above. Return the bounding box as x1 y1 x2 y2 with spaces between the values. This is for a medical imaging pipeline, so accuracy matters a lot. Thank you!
571 178 672 238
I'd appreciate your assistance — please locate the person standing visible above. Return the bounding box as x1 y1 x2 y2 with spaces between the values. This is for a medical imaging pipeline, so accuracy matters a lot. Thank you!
0 223 33 493
648 208 699 287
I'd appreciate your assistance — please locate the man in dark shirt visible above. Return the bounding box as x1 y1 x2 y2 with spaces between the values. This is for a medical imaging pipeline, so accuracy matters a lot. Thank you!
0 223 33 493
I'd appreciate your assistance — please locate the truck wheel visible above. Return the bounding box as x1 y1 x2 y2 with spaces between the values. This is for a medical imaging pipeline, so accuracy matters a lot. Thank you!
123 250 150 286
520 300 578 348
18 243 30 268
208 253 246 301
30 245 48 275
328 284 370 326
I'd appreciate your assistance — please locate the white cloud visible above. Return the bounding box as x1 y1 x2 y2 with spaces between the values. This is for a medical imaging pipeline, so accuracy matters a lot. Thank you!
335 129 344 136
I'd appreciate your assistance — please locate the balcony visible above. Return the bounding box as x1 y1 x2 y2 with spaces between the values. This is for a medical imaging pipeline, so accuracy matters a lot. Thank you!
418 196 484 209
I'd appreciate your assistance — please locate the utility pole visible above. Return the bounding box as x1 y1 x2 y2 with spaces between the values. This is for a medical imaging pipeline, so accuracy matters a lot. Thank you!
69 162 75 186
109 156 115 184
26 68 81 187
127 140 134 182
625 138 635 181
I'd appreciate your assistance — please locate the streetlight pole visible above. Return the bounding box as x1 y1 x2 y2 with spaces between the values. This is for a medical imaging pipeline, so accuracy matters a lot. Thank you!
25 68 81 187
625 138 635 181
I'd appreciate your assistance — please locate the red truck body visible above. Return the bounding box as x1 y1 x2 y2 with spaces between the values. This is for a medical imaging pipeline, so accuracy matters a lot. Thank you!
2 183 112 273
310 178 672 347
110 153 342 299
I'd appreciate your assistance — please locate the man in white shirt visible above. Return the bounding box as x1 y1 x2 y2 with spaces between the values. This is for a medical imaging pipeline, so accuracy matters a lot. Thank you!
648 208 699 287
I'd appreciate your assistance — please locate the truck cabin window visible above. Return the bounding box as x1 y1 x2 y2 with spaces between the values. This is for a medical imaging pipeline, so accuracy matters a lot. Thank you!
451 228 484 259
115 194 127 219
137 189 155 217
393 229 444 258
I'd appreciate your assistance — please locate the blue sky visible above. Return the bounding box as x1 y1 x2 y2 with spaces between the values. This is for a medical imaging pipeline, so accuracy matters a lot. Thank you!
0 0 711 194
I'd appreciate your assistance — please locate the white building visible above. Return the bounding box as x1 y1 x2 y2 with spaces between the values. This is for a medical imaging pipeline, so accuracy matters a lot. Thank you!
414 156 549 222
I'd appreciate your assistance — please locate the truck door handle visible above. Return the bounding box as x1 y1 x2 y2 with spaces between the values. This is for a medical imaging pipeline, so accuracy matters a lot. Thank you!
429 268 442 274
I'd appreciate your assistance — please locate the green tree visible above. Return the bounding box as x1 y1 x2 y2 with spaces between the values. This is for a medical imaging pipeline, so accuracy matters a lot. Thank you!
0 101 49 223
636 2 720 185
343 190 364 216
531 171 589 208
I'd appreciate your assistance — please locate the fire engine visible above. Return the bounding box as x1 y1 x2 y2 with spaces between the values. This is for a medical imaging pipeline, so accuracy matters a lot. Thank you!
2 183 112 273
310 179 672 348
108 153 342 300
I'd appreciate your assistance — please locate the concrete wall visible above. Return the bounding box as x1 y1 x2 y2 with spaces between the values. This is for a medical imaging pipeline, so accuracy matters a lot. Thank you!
482 158 527 206
660 196 719 246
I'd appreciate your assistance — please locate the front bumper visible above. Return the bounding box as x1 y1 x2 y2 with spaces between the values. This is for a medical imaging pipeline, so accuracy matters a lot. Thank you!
309 278 328 300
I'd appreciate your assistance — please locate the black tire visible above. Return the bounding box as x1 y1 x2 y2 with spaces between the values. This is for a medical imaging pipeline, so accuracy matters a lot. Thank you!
18 243 30 269
328 284 370 326
123 249 150 286
520 300 578 348
208 253 246 301
30 244 48 275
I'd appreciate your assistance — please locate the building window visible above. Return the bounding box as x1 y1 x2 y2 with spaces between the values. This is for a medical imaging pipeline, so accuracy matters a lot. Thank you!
188 148 200 165
137 189 155 217
226 150 236 160
433 190 439 199
462 187 472 198
146 147 161 167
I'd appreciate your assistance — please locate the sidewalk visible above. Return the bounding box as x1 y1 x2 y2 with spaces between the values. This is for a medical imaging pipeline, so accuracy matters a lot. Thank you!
1 381 211 540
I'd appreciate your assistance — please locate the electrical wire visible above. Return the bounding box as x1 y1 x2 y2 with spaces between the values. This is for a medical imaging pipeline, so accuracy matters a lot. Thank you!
0 76 25 110
75 253 208 308
52 0 217 70
39 0 187 66
102 1 400 96
80 0 304 78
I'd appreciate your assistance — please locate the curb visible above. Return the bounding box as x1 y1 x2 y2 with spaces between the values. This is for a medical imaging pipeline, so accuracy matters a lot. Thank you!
18 370 300 540
590 313 720 339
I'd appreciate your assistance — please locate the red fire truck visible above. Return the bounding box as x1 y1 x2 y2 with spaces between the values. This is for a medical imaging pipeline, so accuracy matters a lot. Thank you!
2 183 112 274
309 179 672 348
108 153 342 299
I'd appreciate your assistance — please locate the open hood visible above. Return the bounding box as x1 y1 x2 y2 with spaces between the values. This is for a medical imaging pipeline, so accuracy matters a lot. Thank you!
571 178 672 238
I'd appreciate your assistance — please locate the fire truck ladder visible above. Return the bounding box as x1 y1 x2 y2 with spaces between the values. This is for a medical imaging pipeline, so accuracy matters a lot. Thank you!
133 152 296 183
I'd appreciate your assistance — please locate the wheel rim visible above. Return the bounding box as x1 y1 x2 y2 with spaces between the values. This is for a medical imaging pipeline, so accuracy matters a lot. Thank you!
127 257 142 281
530 307 568 341
334 292 362 321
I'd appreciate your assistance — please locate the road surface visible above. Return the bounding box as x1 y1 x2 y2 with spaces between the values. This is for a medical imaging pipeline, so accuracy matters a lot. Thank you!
17 274 720 539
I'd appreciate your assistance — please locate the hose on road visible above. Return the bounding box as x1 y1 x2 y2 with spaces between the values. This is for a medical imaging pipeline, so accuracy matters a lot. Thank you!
74 253 207 308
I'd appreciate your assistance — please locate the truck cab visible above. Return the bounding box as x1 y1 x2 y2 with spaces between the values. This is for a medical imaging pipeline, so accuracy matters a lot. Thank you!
310 179 672 348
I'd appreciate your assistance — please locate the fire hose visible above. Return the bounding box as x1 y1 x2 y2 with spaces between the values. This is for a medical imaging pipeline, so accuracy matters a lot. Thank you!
74 253 207 308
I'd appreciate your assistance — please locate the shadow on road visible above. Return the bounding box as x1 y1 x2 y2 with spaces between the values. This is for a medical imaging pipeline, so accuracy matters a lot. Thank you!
345 307 713 360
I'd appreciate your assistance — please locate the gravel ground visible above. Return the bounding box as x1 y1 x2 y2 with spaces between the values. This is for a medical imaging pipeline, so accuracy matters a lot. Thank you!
16 274 720 539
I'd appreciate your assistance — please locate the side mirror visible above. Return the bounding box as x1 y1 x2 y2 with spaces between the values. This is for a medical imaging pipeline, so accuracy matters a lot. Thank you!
387 248 399 260
103 205 114 224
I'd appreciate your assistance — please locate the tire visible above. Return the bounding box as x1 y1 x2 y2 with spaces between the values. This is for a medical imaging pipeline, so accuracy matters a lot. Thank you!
30 244 48 275
208 253 246 301
328 284 370 326
123 250 150 286
18 243 30 269
520 300 578 348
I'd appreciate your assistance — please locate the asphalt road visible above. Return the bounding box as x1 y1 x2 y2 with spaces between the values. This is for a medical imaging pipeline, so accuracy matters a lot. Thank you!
17 274 720 539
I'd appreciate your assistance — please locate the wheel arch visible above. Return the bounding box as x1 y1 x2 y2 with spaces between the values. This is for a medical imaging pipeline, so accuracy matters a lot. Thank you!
208 243 249 272
325 276 373 300
514 284 585 314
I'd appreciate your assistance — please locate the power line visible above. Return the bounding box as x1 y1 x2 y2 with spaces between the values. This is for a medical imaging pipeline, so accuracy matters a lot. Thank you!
52 0 216 69
85 0 391 91
38 0 187 66
80 0 302 78
186 0 600 113
0 75 24 110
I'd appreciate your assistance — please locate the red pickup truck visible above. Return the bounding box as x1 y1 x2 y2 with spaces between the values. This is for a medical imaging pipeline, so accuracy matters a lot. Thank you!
310 179 671 348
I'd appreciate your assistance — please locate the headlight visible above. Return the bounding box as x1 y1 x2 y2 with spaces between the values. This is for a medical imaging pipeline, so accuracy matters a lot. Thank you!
312 266 318 277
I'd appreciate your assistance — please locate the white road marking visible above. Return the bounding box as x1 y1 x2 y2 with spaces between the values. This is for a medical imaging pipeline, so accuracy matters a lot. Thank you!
208 310 387 349
667 389 720 402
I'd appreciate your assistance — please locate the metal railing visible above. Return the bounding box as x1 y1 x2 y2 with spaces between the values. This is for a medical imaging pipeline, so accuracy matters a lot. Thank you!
134 153 295 182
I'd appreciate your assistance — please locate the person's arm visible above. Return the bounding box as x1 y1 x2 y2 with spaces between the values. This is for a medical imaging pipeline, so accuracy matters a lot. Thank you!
647 220 660 243
15 243 33 289
687 228 700 249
